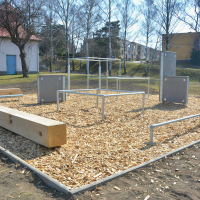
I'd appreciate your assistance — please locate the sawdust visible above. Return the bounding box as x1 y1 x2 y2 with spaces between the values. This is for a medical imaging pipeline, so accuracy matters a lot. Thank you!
0 92 200 190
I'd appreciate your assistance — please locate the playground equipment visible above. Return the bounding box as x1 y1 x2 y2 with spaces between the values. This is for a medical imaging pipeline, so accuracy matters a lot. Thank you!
37 75 66 103
57 89 145 121
159 51 189 104
68 57 150 96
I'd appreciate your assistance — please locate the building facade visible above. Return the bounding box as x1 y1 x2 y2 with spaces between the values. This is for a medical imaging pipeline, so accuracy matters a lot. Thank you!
162 32 199 61
120 40 160 61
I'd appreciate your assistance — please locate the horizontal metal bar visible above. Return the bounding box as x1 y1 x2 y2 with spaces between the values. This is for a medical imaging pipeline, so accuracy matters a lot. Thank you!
90 77 150 80
68 57 120 61
145 113 200 146
57 90 144 97
57 91 104 97
0 94 23 98
151 113 200 128
97 89 144 93
103 92 145 97
57 89 97 92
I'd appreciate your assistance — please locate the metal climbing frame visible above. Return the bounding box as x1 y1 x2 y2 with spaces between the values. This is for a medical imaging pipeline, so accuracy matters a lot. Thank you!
68 57 121 90
145 113 200 145
90 76 150 98
57 89 145 121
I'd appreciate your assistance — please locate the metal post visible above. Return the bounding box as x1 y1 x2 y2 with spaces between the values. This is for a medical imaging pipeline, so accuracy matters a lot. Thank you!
102 96 105 121
99 61 101 90
106 60 108 92
68 59 70 90
150 126 154 144
142 93 145 113
119 60 121 90
116 78 119 101
148 78 150 99
96 89 99 107
57 91 59 111
87 58 89 89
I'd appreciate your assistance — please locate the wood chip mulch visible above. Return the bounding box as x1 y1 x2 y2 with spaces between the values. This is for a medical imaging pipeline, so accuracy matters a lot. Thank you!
0 92 200 190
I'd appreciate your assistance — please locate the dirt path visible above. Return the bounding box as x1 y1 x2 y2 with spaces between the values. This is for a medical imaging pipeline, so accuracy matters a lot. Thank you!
0 80 199 200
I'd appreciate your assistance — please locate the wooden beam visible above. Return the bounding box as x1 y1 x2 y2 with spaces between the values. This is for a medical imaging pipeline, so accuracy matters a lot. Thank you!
0 88 21 95
0 106 66 148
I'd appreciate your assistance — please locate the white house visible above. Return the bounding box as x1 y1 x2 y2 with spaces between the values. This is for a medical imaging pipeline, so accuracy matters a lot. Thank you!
0 30 40 75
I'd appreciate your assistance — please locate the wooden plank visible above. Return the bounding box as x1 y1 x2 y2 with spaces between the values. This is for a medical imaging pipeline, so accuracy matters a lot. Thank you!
0 88 21 95
0 106 66 148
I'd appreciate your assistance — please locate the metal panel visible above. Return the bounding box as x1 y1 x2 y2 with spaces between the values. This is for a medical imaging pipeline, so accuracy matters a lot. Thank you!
6 55 16 75
37 75 66 103
159 51 176 102
162 76 189 104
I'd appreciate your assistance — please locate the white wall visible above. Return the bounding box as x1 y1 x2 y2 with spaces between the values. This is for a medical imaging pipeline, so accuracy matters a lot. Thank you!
0 39 39 74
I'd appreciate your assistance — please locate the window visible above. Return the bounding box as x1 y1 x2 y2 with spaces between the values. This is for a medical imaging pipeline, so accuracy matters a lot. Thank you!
134 46 136 49
122 43 123 47
134 52 135 56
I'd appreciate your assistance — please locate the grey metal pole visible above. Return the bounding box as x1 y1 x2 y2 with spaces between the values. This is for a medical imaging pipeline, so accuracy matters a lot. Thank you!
106 60 108 92
68 59 70 90
150 126 154 144
148 78 150 98
96 89 99 107
57 91 59 111
87 58 89 89
119 60 121 90
116 78 119 101
99 61 101 90
102 96 105 121
142 93 145 113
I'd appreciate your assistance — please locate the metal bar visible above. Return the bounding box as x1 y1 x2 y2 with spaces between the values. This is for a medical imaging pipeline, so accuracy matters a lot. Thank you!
57 91 59 111
106 60 108 89
0 94 23 98
145 113 200 146
96 89 99 107
87 58 89 89
119 61 121 90
142 93 145 113
68 59 70 91
37 76 40 103
99 62 101 90
63 75 66 101
148 78 150 99
102 96 105 121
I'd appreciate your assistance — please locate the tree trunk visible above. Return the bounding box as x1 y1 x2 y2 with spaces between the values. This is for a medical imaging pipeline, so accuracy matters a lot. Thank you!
166 0 169 51
19 49 28 78
65 24 69 73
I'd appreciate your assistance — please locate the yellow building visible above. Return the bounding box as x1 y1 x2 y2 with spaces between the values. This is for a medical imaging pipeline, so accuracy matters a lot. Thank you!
162 32 198 61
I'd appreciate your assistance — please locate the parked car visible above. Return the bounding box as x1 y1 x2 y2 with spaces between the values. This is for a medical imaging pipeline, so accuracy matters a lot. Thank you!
39 65 49 71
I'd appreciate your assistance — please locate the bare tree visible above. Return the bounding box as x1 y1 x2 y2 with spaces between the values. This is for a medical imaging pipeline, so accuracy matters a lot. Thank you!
99 0 116 75
117 0 138 74
153 0 184 51
177 0 200 50
0 0 44 77
80 0 102 57
141 0 157 75
54 0 79 72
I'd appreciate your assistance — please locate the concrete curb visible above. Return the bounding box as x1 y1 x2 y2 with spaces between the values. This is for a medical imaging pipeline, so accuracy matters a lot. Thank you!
0 146 72 194
1 139 200 195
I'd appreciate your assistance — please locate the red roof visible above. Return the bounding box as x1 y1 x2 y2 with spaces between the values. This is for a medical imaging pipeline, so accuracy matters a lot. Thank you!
0 3 41 41
0 27 41 41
